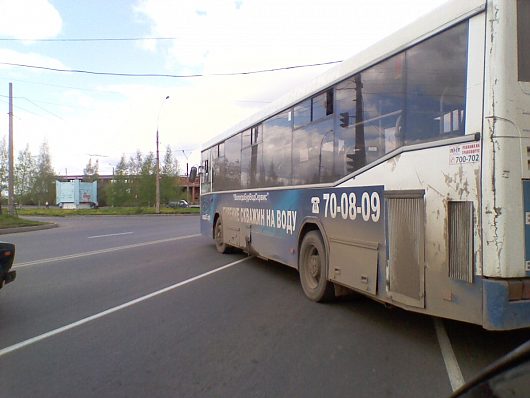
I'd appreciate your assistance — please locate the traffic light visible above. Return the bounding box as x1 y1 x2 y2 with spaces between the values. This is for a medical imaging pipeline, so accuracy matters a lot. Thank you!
339 112 349 128
189 166 198 182
346 153 355 173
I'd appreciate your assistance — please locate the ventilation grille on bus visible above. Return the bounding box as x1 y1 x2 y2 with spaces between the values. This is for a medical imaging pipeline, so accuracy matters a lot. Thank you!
385 190 425 308
448 201 474 283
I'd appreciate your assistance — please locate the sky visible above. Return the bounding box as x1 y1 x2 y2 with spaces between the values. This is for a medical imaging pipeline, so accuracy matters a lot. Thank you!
0 0 449 176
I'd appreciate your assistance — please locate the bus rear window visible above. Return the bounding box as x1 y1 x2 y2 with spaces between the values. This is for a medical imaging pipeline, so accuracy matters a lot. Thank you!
518 0 530 82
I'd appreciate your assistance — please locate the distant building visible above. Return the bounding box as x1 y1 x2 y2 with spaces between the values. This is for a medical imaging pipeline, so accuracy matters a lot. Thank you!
56 174 200 204
56 180 98 209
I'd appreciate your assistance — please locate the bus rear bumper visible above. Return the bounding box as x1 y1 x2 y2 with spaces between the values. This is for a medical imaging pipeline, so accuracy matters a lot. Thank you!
483 278 530 330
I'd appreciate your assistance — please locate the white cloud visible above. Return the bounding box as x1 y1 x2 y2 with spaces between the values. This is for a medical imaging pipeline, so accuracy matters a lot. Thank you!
135 0 449 72
0 49 66 70
0 0 62 40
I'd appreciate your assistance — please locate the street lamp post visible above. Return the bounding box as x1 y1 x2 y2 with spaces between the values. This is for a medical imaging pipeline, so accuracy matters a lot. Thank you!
155 95 170 214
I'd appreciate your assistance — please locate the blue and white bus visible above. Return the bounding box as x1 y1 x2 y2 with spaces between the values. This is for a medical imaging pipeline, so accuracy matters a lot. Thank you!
200 0 530 330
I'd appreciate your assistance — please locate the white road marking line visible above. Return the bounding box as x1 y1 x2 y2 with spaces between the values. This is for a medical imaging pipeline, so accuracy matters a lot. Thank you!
0 256 252 357
434 318 465 391
14 234 201 269
87 232 133 239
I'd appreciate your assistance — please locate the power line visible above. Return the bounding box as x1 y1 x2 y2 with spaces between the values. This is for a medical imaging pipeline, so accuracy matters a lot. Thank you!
0 77 131 95
0 98 42 119
18 97 64 120
0 37 177 42
0 60 343 78
0 93 75 108
0 94 64 119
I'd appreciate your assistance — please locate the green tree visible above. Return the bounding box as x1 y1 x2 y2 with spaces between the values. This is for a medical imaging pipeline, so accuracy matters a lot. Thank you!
15 144 36 204
128 151 142 175
138 152 155 206
128 150 143 205
31 141 56 206
160 146 179 204
162 146 178 176
106 155 129 206
83 158 99 182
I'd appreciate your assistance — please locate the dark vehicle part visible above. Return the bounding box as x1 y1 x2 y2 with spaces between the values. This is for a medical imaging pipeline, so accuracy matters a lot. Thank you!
214 216 228 254
189 166 198 183
0 242 16 289
451 340 530 397
167 200 189 208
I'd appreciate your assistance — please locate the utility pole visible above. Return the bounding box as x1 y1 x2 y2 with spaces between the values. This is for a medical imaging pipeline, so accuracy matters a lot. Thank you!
8 83 15 216
155 95 169 214
155 129 160 214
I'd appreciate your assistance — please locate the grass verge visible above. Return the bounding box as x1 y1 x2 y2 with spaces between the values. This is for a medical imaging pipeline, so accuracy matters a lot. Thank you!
17 206 201 217
0 214 48 229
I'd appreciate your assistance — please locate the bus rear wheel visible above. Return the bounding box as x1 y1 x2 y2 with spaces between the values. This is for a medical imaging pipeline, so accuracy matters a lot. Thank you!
214 216 228 254
299 231 334 302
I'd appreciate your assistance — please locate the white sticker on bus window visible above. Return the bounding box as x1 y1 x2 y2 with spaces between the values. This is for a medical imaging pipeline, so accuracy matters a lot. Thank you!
449 142 480 165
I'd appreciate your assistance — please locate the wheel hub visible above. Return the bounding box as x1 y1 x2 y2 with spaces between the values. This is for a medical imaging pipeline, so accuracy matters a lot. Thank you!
309 253 320 279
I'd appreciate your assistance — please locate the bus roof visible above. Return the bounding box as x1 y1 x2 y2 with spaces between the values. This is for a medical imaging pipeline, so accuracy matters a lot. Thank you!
202 0 485 152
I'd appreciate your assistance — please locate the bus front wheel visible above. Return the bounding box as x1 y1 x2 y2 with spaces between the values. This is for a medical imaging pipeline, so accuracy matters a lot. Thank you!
214 216 228 254
299 231 334 302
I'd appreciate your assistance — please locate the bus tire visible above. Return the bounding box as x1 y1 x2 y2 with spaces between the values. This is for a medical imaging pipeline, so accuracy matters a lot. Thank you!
214 216 228 254
299 231 334 302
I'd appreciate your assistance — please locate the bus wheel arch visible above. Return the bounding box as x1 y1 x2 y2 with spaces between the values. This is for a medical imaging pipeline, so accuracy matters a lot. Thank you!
298 220 329 265
298 222 334 302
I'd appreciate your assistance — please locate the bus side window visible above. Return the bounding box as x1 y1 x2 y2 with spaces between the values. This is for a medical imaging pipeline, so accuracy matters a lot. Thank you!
326 89 333 116
404 21 468 144
294 100 311 129
223 133 241 190
200 150 211 193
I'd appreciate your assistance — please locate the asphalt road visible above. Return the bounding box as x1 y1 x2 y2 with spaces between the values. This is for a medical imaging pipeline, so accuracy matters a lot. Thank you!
0 215 528 397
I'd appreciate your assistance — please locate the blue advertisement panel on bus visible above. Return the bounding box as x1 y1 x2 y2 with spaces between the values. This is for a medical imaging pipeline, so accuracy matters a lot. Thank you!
201 186 385 269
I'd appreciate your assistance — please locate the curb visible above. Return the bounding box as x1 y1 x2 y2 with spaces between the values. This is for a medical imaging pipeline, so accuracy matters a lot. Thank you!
0 223 58 235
